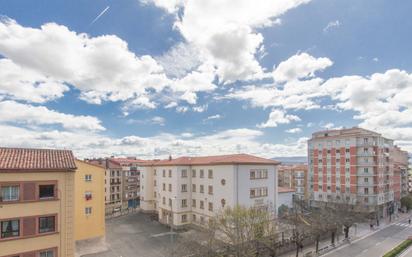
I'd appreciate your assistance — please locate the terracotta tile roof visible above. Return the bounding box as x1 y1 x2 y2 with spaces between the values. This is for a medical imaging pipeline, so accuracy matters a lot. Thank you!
0 147 76 171
278 187 296 193
143 153 280 166
110 158 148 165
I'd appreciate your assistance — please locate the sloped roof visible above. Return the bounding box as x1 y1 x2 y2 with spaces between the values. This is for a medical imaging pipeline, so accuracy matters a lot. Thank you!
142 153 280 166
0 147 76 171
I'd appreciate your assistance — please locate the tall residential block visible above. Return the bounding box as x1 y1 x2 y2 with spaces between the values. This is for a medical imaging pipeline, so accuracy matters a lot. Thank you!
392 146 409 204
140 154 279 227
0 147 76 257
74 160 105 246
308 127 397 218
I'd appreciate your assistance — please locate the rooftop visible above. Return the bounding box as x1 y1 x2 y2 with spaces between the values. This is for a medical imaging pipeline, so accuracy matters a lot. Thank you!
142 153 280 166
0 147 76 171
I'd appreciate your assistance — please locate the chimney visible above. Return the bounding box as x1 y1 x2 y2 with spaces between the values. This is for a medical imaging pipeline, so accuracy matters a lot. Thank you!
169 155 172 161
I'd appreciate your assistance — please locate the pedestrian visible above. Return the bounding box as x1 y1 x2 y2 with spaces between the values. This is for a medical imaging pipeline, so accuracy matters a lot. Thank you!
408 218 411 225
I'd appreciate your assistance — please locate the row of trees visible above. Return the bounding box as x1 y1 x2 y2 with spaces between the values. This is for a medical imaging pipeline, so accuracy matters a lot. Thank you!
173 201 372 257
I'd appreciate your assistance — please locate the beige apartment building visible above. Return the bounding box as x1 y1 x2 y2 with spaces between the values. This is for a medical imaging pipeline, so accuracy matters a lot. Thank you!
140 154 279 227
392 146 410 206
0 147 76 257
278 164 308 200
307 127 404 218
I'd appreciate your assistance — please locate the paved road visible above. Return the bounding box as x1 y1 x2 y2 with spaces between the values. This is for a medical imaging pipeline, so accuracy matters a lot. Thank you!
325 219 412 257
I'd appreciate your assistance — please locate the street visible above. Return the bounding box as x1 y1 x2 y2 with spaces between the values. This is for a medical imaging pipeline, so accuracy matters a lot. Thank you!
325 218 412 257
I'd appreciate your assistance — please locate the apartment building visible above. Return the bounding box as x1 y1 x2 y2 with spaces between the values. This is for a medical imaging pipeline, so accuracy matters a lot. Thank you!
392 146 409 205
278 165 308 200
308 127 396 218
87 158 123 214
140 154 279 227
74 160 105 246
0 147 76 257
111 158 143 209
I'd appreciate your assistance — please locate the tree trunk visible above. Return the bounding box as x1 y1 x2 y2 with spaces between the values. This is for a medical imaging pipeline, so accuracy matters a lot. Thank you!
296 243 299 257
331 231 335 245
316 235 320 253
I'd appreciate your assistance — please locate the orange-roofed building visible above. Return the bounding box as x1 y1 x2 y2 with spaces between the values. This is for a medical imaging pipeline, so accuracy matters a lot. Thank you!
0 147 76 257
139 153 280 227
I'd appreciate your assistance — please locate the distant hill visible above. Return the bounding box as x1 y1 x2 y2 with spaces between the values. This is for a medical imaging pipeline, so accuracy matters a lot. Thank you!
272 156 307 164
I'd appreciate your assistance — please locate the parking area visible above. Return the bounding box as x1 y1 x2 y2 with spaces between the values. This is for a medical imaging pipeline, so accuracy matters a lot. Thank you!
83 212 178 257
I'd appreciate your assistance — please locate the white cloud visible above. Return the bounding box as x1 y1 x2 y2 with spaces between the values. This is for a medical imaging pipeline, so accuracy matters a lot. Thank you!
323 20 340 32
273 53 333 82
192 104 208 113
127 116 166 126
205 114 222 121
143 0 312 83
0 59 68 103
0 100 105 131
257 109 300 128
285 127 302 133
0 18 169 108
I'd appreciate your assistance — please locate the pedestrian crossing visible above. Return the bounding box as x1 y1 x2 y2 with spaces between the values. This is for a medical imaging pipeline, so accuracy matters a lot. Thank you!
393 222 412 227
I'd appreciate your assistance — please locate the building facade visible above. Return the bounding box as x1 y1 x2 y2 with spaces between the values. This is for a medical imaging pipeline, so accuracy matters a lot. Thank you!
277 165 308 200
0 147 76 257
308 127 396 218
140 154 279 227
74 160 105 245
392 146 409 206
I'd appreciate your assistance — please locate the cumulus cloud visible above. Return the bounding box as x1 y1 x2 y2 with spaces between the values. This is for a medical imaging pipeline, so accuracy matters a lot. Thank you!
257 109 300 128
285 127 302 133
143 0 312 83
0 100 105 131
273 52 333 82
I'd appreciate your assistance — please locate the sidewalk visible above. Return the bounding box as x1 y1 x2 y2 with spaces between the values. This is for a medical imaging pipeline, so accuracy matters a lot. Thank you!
279 212 411 257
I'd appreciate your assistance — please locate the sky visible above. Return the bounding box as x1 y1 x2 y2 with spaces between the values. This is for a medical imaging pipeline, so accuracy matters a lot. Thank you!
0 0 411 159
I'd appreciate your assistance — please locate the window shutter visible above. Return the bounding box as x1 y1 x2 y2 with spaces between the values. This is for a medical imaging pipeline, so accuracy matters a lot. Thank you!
23 217 36 236
23 183 36 201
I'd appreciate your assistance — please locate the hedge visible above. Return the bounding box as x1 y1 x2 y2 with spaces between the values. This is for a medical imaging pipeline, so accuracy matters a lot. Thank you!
382 238 412 257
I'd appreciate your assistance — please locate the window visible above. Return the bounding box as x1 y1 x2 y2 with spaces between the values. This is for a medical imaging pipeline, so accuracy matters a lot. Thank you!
208 202 213 211
39 216 55 233
181 184 187 192
85 174 92 181
85 207 92 215
163 170 166 177
345 149 350 153
1 219 19 238
208 169 213 179
364 168 369 173
168 184 172 192
345 158 350 163
200 200 204 209
192 169 196 177
250 170 256 179
364 188 369 195
250 187 268 198
168 170 172 178
169 198 172 206
181 169 188 178
200 169 204 178
40 250 54 257
208 185 213 195
192 199 196 208
364 178 368 182
85 192 92 201
1 185 19 201
154 180 157 186
192 184 196 192
200 185 204 193
192 214 196 222
181 214 187 223
162 197 166 204
221 179 226 185
39 184 55 199
181 199 187 208
163 183 166 191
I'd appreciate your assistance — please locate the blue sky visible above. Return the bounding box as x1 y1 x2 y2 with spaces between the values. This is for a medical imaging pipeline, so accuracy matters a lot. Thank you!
0 0 411 158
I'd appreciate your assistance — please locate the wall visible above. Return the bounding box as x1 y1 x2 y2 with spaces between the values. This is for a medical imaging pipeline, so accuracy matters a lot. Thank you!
0 171 75 257
74 160 105 242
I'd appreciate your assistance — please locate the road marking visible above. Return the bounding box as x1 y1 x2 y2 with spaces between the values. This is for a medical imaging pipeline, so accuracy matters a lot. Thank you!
150 231 176 237
376 242 381 246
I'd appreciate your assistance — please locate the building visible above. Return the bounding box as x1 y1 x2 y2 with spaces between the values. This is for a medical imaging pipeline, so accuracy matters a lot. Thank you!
277 164 308 200
111 158 144 209
74 160 105 248
140 154 279 227
0 147 76 257
308 127 396 218
392 146 409 206
87 158 123 214
277 187 296 211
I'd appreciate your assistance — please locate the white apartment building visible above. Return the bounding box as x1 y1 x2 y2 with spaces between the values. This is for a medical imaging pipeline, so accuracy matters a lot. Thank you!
140 154 279 227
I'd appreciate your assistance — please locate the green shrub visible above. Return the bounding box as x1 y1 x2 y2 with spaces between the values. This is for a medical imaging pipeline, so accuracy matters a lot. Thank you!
382 239 412 257
401 196 412 210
